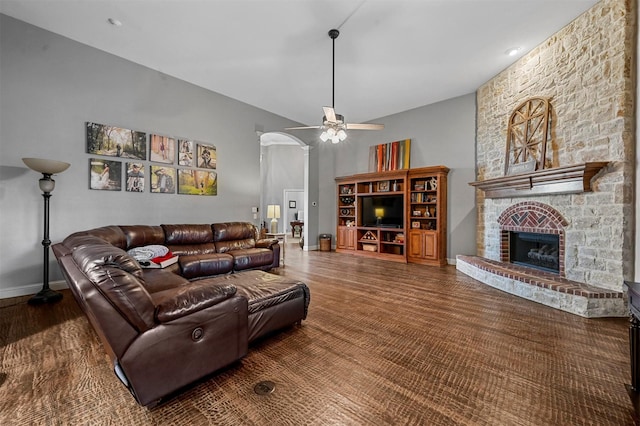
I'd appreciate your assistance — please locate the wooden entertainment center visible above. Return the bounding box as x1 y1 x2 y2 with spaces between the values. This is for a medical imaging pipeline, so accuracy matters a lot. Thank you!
335 165 449 266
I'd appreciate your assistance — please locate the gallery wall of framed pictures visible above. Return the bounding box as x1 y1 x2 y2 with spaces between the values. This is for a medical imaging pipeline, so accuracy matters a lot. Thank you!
86 122 218 196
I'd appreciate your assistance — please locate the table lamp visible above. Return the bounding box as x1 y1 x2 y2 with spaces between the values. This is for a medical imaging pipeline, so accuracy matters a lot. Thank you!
375 207 385 226
267 204 280 234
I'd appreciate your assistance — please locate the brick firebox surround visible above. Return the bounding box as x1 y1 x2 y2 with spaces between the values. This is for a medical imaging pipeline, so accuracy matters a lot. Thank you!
498 201 567 277
457 0 635 317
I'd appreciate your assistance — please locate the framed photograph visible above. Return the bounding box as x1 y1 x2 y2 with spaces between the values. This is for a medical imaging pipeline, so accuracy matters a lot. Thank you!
150 134 175 164
411 221 421 229
150 166 176 193
89 158 122 191
289 201 296 209
86 122 146 160
197 143 217 169
125 162 145 192
377 180 390 192
178 169 217 195
177 139 194 166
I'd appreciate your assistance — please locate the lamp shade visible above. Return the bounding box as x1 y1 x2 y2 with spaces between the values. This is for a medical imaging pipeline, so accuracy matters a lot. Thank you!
23 158 70 174
267 204 281 219
375 208 385 218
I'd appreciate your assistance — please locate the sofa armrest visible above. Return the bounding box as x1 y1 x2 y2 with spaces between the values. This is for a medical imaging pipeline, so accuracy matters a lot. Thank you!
154 282 237 323
256 238 278 249
119 295 248 406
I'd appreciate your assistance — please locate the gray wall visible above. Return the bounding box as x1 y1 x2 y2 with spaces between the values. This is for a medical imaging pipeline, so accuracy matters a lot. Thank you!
1 13 479 298
323 93 477 262
260 144 305 233
0 15 304 297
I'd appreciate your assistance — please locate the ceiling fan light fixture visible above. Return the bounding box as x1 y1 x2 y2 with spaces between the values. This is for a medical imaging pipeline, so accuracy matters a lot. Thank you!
284 28 383 140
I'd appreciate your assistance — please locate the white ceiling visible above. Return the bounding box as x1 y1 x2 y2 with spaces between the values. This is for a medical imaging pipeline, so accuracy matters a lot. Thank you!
0 0 598 127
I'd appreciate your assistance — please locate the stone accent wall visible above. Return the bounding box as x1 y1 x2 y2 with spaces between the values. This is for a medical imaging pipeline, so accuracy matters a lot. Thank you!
475 0 636 291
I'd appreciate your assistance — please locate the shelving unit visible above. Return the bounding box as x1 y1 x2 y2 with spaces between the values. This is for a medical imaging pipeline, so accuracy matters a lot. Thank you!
337 182 357 251
336 166 448 266
407 166 449 266
336 170 407 262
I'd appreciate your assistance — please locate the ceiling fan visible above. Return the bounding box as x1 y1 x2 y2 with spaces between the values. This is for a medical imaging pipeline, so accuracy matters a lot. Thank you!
286 29 384 143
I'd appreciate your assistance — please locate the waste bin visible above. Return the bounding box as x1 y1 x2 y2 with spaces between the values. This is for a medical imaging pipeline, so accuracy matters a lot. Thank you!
319 234 332 252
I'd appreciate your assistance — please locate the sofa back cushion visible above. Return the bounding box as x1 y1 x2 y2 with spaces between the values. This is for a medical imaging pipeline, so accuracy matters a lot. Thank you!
212 222 256 253
71 241 155 332
64 226 127 250
160 224 217 256
162 224 214 245
120 225 165 249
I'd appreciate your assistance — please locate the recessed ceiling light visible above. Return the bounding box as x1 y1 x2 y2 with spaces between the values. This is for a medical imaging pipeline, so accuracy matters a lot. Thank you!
505 47 521 56
107 18 122 27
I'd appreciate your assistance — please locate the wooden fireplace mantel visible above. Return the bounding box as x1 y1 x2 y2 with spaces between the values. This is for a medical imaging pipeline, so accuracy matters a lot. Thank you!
469 162 609 199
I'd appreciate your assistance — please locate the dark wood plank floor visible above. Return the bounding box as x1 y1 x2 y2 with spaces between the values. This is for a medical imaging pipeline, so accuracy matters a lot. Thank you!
0 242 634 425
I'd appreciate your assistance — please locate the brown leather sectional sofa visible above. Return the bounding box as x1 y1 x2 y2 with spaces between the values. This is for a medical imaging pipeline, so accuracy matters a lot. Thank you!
52 222 310 407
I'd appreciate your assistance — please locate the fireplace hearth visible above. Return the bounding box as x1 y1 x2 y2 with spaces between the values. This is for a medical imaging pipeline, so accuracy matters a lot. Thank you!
509 231 559 273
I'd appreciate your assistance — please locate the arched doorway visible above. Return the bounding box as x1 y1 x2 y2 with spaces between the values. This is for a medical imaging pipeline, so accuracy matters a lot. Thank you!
259 132 310 250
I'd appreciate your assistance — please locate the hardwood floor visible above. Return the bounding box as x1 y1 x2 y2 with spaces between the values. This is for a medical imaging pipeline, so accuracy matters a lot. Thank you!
0 242 634 425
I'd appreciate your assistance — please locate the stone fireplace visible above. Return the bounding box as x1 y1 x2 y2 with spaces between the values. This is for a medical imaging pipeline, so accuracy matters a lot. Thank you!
456 189 628 317
456 0 635 318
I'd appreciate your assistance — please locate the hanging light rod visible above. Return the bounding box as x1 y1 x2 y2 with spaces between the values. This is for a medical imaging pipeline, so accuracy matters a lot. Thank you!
329 28 339 109
284 26 384 141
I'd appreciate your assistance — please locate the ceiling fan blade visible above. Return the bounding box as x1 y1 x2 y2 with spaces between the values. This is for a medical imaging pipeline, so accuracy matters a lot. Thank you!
346 123 385 130
285 125 322 130
323 106 337 123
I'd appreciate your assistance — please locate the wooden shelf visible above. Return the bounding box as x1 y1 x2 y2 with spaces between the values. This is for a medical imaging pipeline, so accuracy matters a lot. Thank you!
407 167 449 266
336 166 448 265
469 162 609 199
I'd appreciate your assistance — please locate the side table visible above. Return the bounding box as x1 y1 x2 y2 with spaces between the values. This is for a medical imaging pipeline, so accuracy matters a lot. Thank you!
627 280 640 424
290 221 304 238
266 232 286 266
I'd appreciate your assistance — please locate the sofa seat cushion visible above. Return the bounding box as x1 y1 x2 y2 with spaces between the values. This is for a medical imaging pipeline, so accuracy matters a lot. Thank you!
212 270 309 315
179 254 234 279
215 239 255 254
207 270 310 341
229 248 273 271
235 275 308 315
140 268 191 293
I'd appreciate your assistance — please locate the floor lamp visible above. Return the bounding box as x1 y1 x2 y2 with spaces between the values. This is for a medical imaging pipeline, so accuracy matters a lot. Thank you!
23 157 71 305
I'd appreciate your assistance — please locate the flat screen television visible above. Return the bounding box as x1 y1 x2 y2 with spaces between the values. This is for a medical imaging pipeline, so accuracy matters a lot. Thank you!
360 195 404 228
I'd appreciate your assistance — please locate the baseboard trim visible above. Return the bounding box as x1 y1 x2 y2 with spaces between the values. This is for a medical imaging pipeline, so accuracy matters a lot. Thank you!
0 280 68 299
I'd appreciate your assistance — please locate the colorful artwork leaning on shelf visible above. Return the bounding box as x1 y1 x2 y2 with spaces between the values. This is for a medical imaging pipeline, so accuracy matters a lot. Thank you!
368 139 411 172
